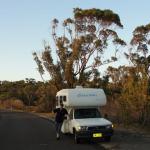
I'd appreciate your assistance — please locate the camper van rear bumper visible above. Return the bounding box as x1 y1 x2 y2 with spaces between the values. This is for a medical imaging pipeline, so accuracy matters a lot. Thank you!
76 129 113 139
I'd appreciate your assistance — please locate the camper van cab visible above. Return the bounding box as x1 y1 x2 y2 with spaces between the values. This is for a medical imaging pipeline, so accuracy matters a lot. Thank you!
56 86 113 143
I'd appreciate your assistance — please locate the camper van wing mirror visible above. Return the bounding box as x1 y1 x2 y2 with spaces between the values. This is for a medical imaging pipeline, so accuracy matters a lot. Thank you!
104 113 108 119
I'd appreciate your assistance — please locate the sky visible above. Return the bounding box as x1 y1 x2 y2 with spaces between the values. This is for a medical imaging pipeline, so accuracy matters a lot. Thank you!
0 0 150 81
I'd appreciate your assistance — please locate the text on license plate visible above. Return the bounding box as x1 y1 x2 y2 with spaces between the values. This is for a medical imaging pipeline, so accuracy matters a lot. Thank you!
93 133 102 138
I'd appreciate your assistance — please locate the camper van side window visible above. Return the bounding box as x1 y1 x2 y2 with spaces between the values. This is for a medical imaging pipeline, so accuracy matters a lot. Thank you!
69 109 73 119
59 96 63 104
63 96 66 102
60 96 62 101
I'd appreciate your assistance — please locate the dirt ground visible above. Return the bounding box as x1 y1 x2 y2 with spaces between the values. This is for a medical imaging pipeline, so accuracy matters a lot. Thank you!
101 128 150 150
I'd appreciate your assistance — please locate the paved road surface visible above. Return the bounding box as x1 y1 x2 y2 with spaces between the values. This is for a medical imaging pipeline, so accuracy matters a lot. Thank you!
0 112 105 150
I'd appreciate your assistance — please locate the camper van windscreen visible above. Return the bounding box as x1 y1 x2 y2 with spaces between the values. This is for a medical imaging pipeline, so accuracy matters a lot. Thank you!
74 108 101 119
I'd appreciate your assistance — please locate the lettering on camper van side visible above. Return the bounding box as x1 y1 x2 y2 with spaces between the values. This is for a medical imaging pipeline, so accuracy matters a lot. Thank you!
77 93 97 97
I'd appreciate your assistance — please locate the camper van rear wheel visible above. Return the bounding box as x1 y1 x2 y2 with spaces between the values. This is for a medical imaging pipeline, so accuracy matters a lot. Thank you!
74 130 80 144
104 136 111 142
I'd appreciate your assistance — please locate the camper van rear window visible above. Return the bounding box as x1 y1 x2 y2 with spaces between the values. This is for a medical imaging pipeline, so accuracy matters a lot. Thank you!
59 96 66 102
63 96 66 102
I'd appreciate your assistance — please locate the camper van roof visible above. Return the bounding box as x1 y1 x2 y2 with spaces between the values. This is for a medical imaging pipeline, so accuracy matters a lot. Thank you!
56 87 107 107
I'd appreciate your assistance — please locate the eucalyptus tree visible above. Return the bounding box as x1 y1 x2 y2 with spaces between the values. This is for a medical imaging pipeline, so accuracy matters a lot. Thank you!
33 8 126 89
125 23 150 75
123 23 150 125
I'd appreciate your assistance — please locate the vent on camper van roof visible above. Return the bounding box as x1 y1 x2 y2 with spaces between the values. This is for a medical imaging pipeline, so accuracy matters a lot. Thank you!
75 86 83 88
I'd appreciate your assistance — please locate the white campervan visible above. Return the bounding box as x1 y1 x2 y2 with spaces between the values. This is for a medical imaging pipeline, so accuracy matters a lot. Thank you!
56 86 113 143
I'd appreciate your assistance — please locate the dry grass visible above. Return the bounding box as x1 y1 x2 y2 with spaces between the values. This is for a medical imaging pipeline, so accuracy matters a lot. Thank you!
0 99 24 110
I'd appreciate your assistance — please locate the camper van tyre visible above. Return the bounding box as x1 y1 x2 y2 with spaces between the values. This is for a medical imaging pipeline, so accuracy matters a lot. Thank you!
74 129 80 144
104 136 111 142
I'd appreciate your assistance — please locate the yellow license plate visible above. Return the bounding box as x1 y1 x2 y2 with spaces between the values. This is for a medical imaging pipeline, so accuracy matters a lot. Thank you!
93 133 102 138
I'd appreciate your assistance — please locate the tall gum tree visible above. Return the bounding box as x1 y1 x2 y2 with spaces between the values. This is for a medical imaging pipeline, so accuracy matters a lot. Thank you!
123 23 150 125
33 8 126 89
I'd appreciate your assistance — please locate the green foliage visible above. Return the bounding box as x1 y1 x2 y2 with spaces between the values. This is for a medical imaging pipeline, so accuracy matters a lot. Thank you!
0 79 56 112
74 8 123 28
35 82 57 112
112 23 150 125
33 52 45 81
107 64 150 125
